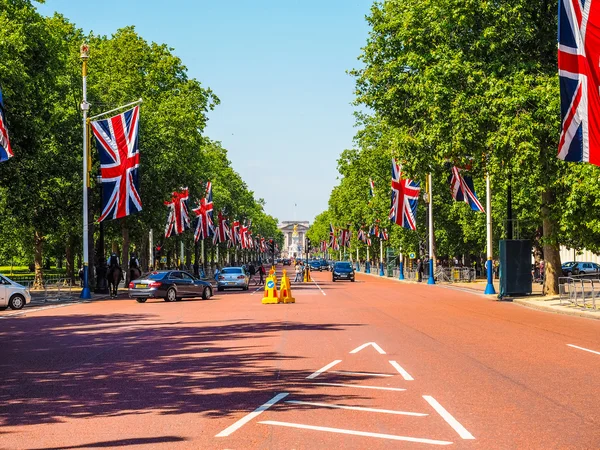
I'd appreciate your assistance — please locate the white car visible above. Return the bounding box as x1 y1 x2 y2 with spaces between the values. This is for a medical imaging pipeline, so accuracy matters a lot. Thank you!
0 274 31 310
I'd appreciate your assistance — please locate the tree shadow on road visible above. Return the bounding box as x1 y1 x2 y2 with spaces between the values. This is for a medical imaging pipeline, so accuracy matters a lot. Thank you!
0 314 367 427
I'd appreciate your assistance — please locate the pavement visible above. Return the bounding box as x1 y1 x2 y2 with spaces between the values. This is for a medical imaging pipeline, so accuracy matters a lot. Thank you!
1 266 600 449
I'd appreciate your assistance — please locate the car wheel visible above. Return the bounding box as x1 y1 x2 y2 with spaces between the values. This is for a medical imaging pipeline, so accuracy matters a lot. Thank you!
351 278 355 282
567 271 572 277
165 288 177 302
332 278 336 282
9 294 25 310
580 271 586 275
136 298 147 303
202 287 211 300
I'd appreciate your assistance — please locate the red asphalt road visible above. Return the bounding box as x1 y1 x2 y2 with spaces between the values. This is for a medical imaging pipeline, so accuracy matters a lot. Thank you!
1 267 600 449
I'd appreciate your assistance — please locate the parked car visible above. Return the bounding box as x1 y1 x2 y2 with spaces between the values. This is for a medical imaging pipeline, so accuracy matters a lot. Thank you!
567 262 600 276
308 260 322 271
0 274 31 310
282 258 291 266
332 262 355 282
561 261 577 276
128 270 213 303
217 267 250 291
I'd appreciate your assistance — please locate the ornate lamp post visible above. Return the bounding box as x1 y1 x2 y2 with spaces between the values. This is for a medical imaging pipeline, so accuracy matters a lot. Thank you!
80 43 92 299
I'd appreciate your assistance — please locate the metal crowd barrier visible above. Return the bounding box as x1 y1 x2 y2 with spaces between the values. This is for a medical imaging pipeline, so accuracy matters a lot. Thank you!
559 274 600 310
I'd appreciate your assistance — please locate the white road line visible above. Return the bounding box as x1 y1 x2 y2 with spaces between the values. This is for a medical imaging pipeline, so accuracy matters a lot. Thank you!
215 392 288 437
0 301 87 319
312 278 326 296
306 360 342 379
332 370 393 377
259 421 452 445
312 382 405 392
389 360 414 381
285 400 428 416
349 342 386 354
249 285 263 296
567 344 600 356
423 395 475 440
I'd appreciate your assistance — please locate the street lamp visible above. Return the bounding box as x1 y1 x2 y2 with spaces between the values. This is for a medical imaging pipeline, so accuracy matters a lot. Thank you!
80 43 92 299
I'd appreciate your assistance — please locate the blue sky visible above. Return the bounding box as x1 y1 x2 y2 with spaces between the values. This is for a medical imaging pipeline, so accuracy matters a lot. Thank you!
36 0 372 224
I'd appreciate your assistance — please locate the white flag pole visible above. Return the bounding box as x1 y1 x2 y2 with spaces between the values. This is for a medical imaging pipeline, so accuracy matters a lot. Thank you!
427 172 435 285
485 173 496 294
80 44 91 299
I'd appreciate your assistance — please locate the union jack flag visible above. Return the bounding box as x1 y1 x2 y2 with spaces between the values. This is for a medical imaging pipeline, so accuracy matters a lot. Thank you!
240 222 250 249
379 228 389 241
369 178 375 197
164 188 190 238
320 241 328 252
390 159 420 230
449 166 484 212
232 220 241 246
193 181 214 242
329 224 337 249
0 89 14 163
558 0 600 164
92 106 142 221
340 227 351 248
213 211 229 244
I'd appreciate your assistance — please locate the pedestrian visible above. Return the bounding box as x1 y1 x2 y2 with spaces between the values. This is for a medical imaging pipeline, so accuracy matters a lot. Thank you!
249 262 256 277
416 258 423 282
539 259 545 285
294 262 302 282
258 264 265 284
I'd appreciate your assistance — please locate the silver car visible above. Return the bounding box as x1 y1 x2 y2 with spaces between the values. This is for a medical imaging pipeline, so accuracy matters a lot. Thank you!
0 274 32 310
217 267 250 291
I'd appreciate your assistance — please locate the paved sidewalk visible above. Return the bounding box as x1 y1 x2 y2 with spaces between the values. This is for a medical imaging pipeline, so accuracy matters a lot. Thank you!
358 271 600 321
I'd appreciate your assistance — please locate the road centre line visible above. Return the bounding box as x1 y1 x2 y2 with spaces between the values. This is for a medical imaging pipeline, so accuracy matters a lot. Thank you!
259 421 453 445
285 400 428 416
215 392 288 437
332 370 393 377
423 395 475 440
567 344 600 356
311 278 326 296
249 285 263 296
350 342 386 354
389 360 414 381
306 360 342 379
312 382 405 392
0 301 87 319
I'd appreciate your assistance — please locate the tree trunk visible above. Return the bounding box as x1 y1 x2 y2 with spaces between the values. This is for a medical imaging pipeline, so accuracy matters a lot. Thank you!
33 230 44 289
140 235 148 272
66 235 75 284
121 219 130 285
541 189 561 295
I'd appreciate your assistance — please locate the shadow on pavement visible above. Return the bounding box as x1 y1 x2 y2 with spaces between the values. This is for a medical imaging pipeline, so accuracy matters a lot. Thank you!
30 436 187 450
0 314 365 427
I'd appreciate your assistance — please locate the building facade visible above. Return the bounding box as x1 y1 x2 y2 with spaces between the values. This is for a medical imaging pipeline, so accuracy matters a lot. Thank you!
278 221 310 258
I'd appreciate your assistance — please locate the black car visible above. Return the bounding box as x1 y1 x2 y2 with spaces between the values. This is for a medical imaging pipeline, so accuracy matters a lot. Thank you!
282 258 291 266
332 262 355 282
309 260 322 271
128 270 213 303
319 259 329 271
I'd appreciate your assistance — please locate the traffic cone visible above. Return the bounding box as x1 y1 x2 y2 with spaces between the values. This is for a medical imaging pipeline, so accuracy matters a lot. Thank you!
261 275 279 304
279 270 295 304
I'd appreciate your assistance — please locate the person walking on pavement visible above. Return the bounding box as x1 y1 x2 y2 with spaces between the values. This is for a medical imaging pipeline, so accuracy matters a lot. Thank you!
417 258 424 282
294 262 302 282
258 264 265 284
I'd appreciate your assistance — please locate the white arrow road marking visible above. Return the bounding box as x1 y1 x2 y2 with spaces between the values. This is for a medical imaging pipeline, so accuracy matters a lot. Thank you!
306 360 342 379
259 421 453 445
215 392 288 437
567 344 600 356
423 395 475 440
312 382 405 392
285 400 428 416
349 342 386 354
389 360 414 381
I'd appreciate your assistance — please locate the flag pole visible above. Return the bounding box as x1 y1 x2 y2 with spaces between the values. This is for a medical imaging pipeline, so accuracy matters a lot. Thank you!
80 44 92 299
379 239 384 276
366 244 370 273
399 248 404 280
484 173 496 294
427 172 435 285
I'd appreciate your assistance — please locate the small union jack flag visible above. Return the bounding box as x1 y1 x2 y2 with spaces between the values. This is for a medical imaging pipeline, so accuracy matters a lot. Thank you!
379 228 389 241
390 159 420 230
449 166 484 212
213 211 229 244
369 178 375 197
92 106 142 221
329 224 338 249
164 188 190 238
193 181 214 242
0 88 14 163
558 0 600 164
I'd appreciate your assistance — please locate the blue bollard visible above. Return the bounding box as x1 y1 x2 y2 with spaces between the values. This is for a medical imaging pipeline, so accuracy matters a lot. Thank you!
356 261 360 272
80 264 92 299
427 259 435 285
379 262 384 277
399 261 404 280
365 261 370 274
484 259 496 294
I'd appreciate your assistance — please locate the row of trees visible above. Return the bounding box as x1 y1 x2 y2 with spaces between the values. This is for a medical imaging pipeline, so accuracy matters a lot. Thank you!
308 0 598 295
0 0 282 286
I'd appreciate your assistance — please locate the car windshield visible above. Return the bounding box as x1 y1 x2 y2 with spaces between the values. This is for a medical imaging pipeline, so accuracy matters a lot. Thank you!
563 262 576 268
222 268 243 274
144 272 166 280
335 263 352 270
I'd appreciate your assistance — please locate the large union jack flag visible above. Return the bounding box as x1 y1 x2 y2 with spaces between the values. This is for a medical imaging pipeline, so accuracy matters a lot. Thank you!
558 0 600 164
164 188 190 238
0 89 14 163
329 224 338 249
193 181 214 242
92 106 142 221
390 159 420 230
449 166 484 212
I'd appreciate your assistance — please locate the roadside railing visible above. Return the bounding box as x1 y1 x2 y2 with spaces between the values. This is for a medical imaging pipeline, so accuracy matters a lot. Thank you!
559 273 600 310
